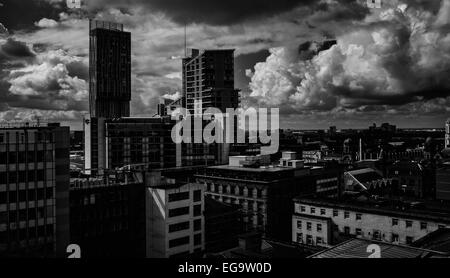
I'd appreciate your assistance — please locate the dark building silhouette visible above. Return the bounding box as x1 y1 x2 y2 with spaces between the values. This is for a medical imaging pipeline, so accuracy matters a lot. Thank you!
69 170 146 258
0 123 70 258
89 20 131 118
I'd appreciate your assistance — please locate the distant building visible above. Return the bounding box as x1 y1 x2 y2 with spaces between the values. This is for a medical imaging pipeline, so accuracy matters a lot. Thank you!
446 119 450 149
145 170 205 258
89 20 131 119
436 162 450 201
292 197 450 247
0 123 70 257
387 161 435 199
344 168 393 195
69 170 146 257
84 116 179 174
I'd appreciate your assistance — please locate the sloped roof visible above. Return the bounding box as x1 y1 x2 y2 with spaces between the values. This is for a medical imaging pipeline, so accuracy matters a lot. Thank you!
309 238 447 258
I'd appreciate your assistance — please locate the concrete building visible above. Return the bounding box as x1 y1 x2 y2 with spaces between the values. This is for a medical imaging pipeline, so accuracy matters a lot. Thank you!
292 197 450 248
0 123 70 257
69 170 146 257
84 116 179 174
89 20 131 119
195 153 342 242
145 170 205 258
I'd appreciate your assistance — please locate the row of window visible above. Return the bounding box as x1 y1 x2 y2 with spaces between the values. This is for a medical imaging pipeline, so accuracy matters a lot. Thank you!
297 220 322 232
296 233 324 245
0 224 54 242
168 205 202 218
0 206 54 223
0 151 53 164
0 170 49 184
0 188 53 204
168 233 202 248
299 205 431 229
168 219 202 233
168 190 202 203
206 184 264 198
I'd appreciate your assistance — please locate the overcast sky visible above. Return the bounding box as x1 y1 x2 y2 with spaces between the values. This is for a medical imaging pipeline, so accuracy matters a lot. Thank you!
0 0 450 130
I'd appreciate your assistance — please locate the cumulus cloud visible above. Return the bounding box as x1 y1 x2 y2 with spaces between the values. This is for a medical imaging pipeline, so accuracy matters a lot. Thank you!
246 1 450 118
35 18 59 28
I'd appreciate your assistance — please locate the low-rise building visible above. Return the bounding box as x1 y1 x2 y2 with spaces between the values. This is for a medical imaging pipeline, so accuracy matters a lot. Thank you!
145 170 205 258
292 197 450 247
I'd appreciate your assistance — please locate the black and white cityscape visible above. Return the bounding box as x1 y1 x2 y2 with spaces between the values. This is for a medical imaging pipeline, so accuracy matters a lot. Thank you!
1 0 450 262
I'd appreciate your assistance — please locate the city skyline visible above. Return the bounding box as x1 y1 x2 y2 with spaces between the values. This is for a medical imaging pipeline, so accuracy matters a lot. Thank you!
1 0 450 130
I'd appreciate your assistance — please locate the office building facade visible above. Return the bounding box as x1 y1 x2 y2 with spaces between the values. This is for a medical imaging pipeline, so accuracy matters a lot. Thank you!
0 124 70 257
145 170 205 258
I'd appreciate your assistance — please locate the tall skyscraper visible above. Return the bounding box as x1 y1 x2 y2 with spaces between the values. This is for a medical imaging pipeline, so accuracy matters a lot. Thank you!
181 49 240 166
446 119 450 149
182 49 239 115
89 20 131 118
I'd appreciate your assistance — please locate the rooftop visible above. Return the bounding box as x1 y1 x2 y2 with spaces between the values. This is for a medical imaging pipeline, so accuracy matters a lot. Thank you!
309 238 448 258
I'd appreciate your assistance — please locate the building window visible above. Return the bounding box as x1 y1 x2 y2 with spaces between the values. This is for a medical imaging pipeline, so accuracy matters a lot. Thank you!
193 204 202 217
168 192 190 202
169 236 190 248
420 222 427 230
296 233 303 243
307 222 312 231
406 220 413 228
406 236 414 244
392 233 399 243
300 206 305 213
320 209 326 215
344 211 350 219
194 233 202 246
392 218 398 226
169 221 190 233
306 235 313 245
333 210 338 217
296 220 302 229
356 228 362 237
317 237 323 244
356 213 362 220
168 207 189 218
310 207 316 214
194 219 201 231
193 190 202 202
317 223 322 232
373 230 381 240
344 226 350 235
